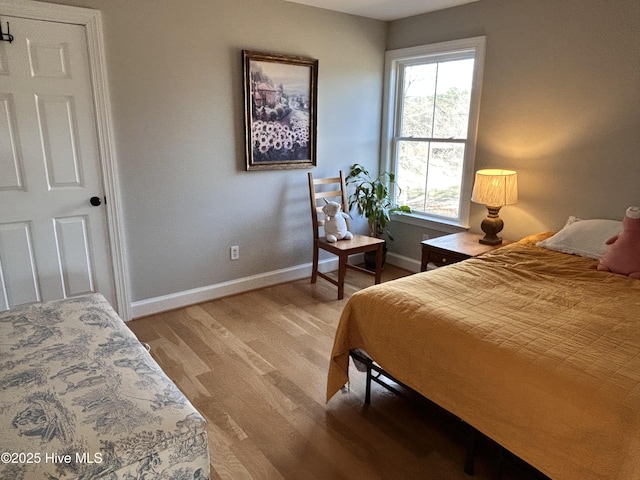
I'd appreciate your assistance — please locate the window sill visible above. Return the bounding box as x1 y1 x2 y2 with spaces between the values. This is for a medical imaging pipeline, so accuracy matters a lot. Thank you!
392 212 470 234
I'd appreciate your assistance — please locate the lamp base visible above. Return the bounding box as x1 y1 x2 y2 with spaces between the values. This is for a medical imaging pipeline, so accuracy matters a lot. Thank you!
479 206 504 245
479 235 503 246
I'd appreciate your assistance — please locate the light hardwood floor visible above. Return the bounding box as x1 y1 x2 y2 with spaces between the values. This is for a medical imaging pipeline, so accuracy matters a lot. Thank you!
128 267 544 480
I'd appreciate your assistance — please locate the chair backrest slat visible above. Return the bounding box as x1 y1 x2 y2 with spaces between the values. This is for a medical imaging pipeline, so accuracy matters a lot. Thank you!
315 190 343 200
313 176 341 185
308 171 350 240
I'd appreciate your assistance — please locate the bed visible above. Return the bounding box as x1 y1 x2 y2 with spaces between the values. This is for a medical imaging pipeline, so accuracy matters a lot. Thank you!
327 232 640 480
0 293 210 480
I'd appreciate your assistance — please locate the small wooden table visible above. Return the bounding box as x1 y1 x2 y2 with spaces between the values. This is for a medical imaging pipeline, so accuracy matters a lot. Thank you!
421 231 513 272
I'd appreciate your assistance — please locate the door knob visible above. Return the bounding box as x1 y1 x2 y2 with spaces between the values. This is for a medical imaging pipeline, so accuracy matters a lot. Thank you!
89 196 102 206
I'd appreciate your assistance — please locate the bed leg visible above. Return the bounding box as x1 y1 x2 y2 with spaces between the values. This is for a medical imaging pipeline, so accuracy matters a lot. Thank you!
464 428 478 475
491 447 504 480
365 364 372 405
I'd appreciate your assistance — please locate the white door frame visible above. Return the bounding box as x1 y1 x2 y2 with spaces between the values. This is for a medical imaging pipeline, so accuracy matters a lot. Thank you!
0 0 131 319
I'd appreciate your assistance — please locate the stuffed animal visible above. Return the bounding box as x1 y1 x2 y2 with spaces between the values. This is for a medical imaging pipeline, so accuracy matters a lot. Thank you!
322 201 353 243
597 206 640 279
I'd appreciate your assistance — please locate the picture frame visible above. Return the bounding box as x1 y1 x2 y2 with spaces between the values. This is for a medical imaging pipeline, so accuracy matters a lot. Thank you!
243 50 318 171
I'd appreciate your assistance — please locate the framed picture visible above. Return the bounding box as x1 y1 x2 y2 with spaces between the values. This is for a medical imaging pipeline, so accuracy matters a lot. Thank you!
243 50 318 171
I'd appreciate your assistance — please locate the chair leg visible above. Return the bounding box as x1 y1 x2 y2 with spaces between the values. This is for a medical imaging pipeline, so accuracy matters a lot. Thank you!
374 244 383 284
311 245 319 284
337 255 347 299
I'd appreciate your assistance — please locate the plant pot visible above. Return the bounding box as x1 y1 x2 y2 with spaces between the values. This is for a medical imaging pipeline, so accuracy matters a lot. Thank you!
364 243 387 271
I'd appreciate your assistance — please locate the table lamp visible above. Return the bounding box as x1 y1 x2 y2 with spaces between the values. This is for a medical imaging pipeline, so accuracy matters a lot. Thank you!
471 169 518 245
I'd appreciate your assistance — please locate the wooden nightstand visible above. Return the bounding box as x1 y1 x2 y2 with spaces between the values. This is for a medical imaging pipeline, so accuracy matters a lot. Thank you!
421 231 513 272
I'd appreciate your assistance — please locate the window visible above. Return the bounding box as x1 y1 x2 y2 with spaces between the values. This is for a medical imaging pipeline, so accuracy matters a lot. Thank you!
381 37 486 229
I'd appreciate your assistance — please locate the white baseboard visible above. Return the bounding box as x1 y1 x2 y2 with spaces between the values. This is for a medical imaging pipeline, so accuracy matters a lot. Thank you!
130 253 420 319
387 252 421 273
130 257 340 319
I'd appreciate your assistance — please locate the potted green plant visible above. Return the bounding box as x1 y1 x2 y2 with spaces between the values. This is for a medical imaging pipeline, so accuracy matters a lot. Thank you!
346 163 411 267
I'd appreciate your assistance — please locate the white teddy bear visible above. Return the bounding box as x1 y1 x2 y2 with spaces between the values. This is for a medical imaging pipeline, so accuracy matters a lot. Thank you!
322 201 353 243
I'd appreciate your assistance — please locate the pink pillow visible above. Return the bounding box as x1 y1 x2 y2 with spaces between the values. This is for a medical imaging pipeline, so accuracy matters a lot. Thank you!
597 207 640 279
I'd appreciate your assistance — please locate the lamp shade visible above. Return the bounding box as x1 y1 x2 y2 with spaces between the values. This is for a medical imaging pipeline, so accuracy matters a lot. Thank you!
471 169 518 207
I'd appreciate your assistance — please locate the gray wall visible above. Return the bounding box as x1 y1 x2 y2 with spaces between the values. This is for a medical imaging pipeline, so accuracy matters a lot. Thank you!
386 0 640 260
39 0 640 302
43 0 386 303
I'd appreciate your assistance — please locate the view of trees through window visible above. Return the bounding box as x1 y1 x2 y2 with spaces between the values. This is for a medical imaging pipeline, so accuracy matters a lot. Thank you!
395 58 474 218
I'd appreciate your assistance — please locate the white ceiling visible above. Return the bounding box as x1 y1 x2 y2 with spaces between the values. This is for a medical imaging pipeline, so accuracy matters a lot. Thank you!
281 0 480 21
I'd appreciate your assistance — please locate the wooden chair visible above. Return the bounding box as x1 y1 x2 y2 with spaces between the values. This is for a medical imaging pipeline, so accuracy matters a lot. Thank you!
308 171 385 299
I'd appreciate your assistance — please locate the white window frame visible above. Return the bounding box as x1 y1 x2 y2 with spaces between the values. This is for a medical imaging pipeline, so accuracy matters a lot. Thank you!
381 36 486 232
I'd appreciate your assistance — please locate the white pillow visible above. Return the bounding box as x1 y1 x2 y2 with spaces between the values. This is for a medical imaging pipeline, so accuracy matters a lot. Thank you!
536 216 622 259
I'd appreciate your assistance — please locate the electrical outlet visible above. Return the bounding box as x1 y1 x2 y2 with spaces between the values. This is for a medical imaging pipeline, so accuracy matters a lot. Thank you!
230 245 239 260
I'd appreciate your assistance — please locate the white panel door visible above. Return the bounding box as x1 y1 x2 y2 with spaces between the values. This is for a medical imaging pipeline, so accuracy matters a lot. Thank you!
0 16 115 311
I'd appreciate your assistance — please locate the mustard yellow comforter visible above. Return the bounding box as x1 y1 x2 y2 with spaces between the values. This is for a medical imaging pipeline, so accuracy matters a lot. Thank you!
327 234 640 480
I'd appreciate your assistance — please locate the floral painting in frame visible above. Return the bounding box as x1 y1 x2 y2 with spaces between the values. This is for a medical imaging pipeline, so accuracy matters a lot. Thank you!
243 50 318 170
